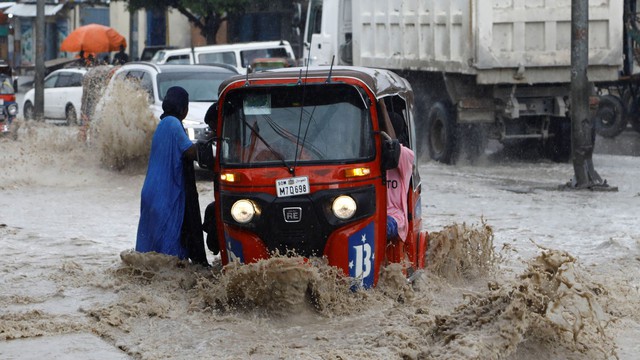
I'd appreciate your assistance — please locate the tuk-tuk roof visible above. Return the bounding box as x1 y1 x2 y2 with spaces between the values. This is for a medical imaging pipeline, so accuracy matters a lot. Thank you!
219 66 413 101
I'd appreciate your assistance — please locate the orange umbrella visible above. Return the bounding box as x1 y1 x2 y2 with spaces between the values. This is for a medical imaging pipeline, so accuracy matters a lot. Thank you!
60 24 127 53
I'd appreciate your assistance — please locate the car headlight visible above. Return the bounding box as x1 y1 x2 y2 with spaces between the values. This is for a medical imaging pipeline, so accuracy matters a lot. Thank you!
182 120 200 126
8 104 18 116
332 195 357 220
231 199 258 224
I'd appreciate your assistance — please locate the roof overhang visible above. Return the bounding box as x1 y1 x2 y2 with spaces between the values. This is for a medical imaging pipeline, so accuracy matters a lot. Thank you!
4 3 64 17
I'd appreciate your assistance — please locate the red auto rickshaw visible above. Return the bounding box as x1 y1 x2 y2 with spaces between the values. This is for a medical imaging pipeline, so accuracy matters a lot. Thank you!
200 66 428 288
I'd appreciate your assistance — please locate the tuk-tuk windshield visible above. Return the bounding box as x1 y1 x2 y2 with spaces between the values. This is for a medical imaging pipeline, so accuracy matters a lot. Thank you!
220 83 374 165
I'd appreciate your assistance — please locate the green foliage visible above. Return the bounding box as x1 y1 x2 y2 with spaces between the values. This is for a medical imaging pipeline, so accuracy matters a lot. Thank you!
120 0 253 43
125 0 249 14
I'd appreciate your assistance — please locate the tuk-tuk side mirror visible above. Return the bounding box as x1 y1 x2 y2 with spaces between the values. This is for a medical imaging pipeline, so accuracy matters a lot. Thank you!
197 101 219 170
204 101 218 132
380 131 400 171
196 136 215 170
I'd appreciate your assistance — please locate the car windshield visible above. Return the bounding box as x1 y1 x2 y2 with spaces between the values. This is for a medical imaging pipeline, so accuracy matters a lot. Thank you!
240 48 289 68
220 83 374 165
157 71 230 102
150 51 165 63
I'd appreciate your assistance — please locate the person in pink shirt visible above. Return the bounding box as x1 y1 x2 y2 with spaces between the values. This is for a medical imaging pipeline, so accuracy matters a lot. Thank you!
386 112 415 242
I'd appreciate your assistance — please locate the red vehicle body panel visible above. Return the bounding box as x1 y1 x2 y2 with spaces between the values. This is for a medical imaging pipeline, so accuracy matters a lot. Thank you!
211 67 428 287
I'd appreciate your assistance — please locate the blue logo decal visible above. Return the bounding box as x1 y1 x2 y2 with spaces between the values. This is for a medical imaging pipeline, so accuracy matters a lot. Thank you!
348 222 375 288
225 233 244 264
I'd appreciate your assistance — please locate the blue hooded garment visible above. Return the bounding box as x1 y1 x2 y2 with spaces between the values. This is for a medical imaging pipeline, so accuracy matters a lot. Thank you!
136 115 194 258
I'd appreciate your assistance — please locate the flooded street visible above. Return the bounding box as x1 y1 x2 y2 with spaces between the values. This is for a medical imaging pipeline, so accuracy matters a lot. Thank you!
1 121 639 359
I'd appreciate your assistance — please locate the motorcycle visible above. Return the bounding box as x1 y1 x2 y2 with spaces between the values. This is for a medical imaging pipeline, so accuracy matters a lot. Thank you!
0 64 18 137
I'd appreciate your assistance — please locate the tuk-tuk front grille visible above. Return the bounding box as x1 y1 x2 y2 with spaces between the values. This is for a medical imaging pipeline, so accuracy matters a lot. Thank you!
219 186 376 258
264 200 326 257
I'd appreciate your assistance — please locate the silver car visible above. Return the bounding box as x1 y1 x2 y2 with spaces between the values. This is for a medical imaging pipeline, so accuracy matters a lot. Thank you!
102 62 239 142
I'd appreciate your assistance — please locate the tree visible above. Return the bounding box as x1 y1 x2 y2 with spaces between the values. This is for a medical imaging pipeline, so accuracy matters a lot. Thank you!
123 0 252 44
568 0 615 191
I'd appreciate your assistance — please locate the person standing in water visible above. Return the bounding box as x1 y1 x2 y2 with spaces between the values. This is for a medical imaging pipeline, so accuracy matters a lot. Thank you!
135 86 208 265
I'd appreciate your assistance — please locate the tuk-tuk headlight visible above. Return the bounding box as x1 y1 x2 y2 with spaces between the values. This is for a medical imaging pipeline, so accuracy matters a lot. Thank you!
8 104 18 116
332 195 357 220
231 199 258 224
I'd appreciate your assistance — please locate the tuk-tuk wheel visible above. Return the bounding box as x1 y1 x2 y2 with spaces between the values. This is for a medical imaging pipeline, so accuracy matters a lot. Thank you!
23 101 34 121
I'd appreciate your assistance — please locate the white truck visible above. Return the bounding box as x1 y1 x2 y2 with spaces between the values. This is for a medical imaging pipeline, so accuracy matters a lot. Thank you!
303 0 625 163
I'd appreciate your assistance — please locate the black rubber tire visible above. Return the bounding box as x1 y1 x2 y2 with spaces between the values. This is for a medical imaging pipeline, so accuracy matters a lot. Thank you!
65 105 79 126
426 102 458 164
622 90 640 133
459 124 487 163
594 94 627 138
23 101 34 121
544 118 572 163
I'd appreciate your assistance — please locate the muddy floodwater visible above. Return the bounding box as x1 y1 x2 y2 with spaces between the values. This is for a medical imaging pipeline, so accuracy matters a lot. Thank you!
1 119 639 360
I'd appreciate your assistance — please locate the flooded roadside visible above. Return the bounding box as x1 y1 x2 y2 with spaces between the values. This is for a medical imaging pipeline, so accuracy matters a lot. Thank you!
1 122 639 359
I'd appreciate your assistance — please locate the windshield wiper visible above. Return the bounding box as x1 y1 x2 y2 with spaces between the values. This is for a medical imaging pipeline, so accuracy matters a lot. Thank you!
243 119 294 174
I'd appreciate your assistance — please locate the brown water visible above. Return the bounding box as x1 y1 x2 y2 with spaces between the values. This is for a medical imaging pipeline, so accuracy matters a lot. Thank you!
1 96 639 359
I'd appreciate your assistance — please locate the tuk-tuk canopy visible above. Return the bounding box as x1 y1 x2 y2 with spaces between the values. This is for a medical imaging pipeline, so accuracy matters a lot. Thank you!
219 66 414 103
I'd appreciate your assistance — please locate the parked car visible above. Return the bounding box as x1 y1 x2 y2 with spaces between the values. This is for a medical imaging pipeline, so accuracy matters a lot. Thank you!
99 62 240 142
150 41 296 74
139 45 176 61
23 68 87 125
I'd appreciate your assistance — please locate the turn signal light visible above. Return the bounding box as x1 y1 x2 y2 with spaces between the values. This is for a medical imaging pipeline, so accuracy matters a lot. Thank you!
344 167 371 178
220 173 236 182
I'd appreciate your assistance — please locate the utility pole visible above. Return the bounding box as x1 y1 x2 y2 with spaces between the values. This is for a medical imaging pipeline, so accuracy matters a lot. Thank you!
568 0 613 190
34 0 45 121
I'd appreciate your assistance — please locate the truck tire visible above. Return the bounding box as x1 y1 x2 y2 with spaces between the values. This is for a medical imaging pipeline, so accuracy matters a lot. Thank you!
426 102 458 164
630 111 640 133
544 118 571 162
459 124 487 163
622 90 640 134
594 94 627 138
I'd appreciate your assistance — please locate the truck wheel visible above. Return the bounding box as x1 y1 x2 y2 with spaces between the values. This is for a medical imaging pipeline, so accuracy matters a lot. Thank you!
459 124 487 163
594 95 627 138
630 111 640 133
426 102 458 164
544 118 571 162
622 90 640 134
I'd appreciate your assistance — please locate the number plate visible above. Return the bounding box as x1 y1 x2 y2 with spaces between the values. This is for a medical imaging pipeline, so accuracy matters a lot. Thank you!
276 176 310 198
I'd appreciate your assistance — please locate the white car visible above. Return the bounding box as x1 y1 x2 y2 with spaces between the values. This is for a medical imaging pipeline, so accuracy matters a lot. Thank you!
102 62 239 142
23 68 87 125
149 40 296 74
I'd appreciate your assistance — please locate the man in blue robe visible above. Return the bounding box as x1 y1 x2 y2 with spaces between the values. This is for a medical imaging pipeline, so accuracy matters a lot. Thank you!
135 86 208 265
